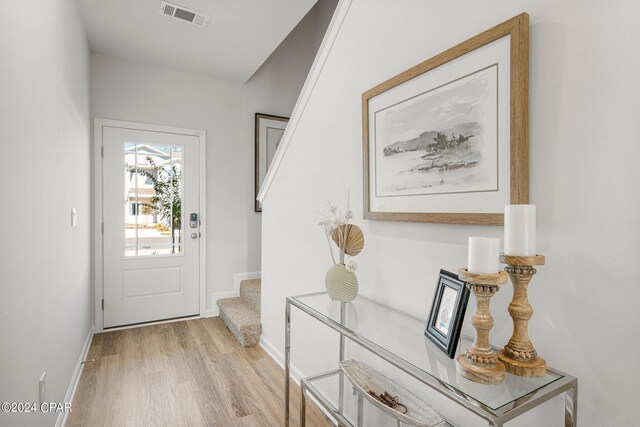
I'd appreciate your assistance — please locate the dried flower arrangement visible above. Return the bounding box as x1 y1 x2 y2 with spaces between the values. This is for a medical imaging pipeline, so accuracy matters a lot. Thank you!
319 198 364 266
319 195 365 302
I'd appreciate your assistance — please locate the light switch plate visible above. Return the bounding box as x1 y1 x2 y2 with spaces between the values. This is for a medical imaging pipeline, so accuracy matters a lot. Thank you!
71 208 77 227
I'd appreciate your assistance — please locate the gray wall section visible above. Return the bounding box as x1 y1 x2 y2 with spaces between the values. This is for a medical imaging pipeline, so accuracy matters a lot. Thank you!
0 0 92 426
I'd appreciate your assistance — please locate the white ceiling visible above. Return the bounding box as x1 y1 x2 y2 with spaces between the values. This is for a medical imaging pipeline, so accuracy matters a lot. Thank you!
78 0 317 82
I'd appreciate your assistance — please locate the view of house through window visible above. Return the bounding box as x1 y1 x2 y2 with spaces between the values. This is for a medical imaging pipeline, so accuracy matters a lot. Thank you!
124 143 183 256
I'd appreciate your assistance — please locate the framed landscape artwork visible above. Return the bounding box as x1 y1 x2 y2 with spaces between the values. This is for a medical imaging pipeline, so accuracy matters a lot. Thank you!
362 13 529 225
255 113 289 212
425 270 470 358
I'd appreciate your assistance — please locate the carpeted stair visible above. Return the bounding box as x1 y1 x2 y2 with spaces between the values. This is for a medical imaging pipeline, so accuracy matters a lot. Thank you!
217 279 261 347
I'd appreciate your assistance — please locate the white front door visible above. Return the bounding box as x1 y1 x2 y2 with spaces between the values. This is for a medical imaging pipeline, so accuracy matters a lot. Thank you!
102 126 201 328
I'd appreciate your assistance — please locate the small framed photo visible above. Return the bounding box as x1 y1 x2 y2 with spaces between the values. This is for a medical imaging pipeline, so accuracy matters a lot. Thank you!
425 270 470 358
255 113 289 212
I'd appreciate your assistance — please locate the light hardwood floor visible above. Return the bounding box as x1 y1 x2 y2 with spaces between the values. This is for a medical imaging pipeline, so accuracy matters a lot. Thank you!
67 317 331 427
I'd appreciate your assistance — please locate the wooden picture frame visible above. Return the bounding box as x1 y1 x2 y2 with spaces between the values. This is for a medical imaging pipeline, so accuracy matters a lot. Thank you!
425 270 470 358
255 113 289 212
362 13 529 225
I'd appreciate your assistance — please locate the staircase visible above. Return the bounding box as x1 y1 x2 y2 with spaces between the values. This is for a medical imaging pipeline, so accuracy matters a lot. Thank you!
217 279 261 347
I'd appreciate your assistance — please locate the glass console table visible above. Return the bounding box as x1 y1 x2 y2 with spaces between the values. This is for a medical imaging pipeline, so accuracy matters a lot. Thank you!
285 292 577 427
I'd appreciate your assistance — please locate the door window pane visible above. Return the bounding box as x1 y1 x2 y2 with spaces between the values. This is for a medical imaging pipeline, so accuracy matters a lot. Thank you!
124 143 183 256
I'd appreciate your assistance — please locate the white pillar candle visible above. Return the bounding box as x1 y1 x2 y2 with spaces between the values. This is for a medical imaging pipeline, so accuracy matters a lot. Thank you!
467 237 500 274
504 205 536 256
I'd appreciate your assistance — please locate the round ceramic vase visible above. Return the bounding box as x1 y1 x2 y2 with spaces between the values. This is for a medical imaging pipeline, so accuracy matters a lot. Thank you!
325 263 358 302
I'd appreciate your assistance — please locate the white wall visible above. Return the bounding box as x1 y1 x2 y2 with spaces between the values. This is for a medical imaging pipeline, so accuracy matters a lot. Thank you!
261 1 640 426
90 0 335 312
0 0 92 426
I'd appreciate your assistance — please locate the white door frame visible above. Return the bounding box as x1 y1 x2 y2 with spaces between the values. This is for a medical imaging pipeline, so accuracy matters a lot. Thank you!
93 118 207 333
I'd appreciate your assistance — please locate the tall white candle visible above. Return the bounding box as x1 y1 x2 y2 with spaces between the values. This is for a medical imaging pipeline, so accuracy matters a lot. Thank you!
467 237 500 274
504 205 536 256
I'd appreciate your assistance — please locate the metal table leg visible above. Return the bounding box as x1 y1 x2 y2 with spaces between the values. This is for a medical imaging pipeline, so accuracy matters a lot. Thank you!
338 302 346 414
565 383 578 427
285 301 291 427
300 381 307 427
357 392 363 427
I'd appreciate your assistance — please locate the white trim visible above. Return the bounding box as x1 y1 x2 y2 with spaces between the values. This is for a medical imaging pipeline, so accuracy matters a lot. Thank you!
198 123 207 319
207 289 237 317
259 336 304 385
256 0 354 204
207 271 261 317
93 119 104 332
99 315 200 333
58 326 94 427
259 336 336 425
93 118 207 332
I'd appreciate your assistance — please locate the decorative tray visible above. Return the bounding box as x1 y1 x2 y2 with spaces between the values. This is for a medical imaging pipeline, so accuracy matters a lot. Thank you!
340 359 446 427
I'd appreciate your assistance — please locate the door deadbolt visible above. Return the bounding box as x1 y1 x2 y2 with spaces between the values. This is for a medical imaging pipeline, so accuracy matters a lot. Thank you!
190 213 198 228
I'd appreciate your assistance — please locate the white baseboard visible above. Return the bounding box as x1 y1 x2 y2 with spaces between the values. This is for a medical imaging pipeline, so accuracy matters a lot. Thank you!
206 289 237 317
57 325 94 427
259 336 336 425
207 271 261 317
103 315 201 331
259 336 304 385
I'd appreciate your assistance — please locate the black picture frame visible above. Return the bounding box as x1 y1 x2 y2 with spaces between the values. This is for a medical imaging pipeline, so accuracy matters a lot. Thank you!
425 269 470 358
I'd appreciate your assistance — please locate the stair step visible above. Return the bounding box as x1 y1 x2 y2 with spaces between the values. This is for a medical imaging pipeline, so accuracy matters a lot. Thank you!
217 297 261 347
240 279 261 312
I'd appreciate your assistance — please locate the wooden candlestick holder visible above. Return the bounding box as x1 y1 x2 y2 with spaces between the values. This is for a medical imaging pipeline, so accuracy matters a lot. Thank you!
497 254 547 378
456 268 509 384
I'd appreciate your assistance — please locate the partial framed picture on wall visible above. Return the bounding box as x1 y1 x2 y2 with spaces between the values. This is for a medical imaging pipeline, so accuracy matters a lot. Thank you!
362 13 529 225
255 113 289 212
425 270 470 358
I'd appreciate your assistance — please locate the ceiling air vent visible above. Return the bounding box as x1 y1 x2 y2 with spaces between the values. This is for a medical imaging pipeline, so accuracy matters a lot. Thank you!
159 1 210 28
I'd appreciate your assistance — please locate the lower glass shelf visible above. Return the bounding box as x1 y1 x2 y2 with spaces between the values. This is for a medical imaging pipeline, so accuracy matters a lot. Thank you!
291 293 566 412
301 369 453 427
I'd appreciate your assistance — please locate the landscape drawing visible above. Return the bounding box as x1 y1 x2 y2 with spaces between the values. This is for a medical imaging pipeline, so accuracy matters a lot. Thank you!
374 64 498 197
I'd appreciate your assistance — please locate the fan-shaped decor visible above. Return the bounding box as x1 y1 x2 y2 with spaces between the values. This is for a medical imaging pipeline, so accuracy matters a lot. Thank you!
331 224 365 256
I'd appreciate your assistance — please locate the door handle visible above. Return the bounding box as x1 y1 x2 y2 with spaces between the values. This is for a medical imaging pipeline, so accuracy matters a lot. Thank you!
190 232 199 239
